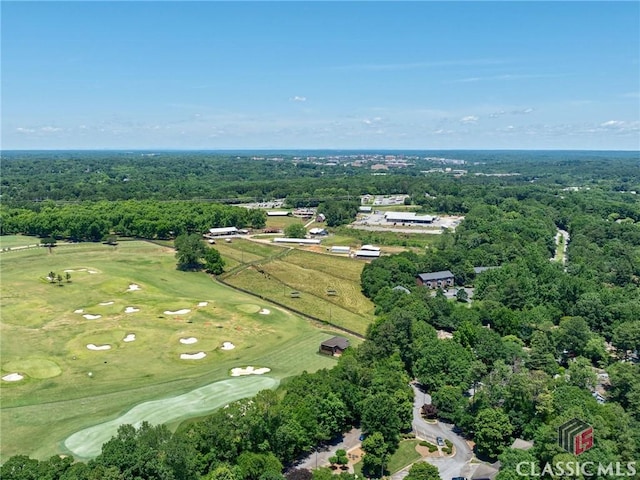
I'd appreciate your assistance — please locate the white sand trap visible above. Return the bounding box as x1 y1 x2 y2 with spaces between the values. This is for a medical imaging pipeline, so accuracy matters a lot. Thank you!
221 342 236 350
230 366 271 376
127 284 141 291
83 314 102 320
180 337 198 345
164 309 191 315
2 373 24 382
123 334 136 342
87 344 111 351
259 308 271 315
88 270 98 274
46 276 54 282
64 269 75 273
198 302 208 307
74 309 84 314
124 306 139 313
180 352 206 360
99 301 114 306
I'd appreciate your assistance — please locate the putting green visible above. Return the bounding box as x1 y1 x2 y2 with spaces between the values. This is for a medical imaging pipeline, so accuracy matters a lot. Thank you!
236 303 261 313
64 375 278 458
3 359 62 379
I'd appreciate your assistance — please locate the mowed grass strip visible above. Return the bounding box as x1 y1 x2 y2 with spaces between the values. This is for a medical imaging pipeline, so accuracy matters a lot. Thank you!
1 241 347 461
283 250 365 283
224 260 374 335
212 238 286 265
64 376 280 459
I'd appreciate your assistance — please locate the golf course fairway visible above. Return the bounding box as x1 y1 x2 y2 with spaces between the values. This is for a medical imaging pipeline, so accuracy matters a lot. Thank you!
64 375 278 458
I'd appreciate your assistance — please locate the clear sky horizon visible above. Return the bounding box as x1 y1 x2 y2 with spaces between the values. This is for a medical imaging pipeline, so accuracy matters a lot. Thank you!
2 1 639 151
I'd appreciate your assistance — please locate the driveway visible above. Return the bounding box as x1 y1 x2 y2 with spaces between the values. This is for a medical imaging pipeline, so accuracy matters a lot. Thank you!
289 427 362 472
392 384 474 479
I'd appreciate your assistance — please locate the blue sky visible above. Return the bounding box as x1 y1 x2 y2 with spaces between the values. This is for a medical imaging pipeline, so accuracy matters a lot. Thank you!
2 1 639 150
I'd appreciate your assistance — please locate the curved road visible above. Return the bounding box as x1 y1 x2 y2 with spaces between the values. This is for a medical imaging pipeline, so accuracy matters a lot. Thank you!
392 385 474 479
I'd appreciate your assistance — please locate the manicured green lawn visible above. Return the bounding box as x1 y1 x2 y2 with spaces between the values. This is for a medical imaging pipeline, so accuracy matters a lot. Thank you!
1 241 354 461
387 439 423 473
353 439 422 476
0 234 42 249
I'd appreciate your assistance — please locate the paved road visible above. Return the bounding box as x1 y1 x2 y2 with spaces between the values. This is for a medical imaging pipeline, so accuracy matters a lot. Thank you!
392 385 474 479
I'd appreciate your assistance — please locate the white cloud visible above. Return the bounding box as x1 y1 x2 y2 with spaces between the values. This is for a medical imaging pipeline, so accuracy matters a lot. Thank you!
290 96 307 102
41 126 63 132
16 127 36 133
600 120 625 128
490 108 534 118
460 115 479 124
362 117 383 125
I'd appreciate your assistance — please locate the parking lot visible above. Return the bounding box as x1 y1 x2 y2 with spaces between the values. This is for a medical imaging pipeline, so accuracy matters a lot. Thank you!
351 212 464 234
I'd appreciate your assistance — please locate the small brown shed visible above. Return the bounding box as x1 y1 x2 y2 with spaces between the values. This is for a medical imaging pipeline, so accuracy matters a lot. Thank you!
319 336 350 357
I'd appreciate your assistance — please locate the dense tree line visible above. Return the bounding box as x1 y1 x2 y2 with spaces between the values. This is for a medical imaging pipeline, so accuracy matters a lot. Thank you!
0 201 266 241
2 151 637 207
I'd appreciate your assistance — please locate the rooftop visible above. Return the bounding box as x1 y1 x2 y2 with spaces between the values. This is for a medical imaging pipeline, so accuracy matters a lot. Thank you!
417 270 454 281
321 336 350 350
384 211 434 222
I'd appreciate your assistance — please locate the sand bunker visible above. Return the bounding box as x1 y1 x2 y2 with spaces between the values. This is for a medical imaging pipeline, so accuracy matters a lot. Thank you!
87 344 111 351
99 301 114 306
123 334 136 342
74 309 84 314
164 309 191 315
83 314 102 320
221 342 236 350
88 270 98 274
64 269 75 273
198 301 208 307
124 307 139 313
230 366 271 376
127 284 141 291
180 337 198 345
2 373 24 382
259 308 271 315
180 352 206 360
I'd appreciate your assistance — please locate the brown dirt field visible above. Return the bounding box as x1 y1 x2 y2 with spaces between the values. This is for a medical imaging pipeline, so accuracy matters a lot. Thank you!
347 446 364 468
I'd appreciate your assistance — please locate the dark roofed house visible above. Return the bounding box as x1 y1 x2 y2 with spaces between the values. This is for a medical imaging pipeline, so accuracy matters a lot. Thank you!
416 270 454 289
319 336 350 357
471 461 501 480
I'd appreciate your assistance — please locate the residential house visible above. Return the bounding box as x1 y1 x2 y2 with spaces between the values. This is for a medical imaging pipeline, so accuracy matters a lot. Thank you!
416 270 455 289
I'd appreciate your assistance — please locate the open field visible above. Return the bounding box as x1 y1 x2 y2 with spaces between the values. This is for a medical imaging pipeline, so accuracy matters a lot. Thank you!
1 241 355 461
334 226 440 250
264 215 307 231
0 234 42 249
223 249 375 335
